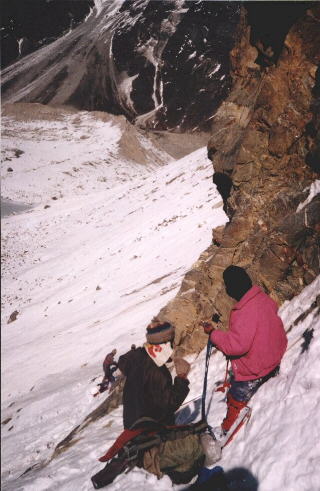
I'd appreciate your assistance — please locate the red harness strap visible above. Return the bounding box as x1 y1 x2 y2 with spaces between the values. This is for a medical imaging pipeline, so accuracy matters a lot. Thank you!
215 359 231 393
99 429 144 462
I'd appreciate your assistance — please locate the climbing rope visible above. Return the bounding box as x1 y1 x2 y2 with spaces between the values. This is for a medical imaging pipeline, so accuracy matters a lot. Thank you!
201 338 213 423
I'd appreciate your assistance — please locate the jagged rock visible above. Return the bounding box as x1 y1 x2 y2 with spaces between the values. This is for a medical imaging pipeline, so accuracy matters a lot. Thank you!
8 310 19 324
212 225 224 246
156 5 320 355
268 124 296 157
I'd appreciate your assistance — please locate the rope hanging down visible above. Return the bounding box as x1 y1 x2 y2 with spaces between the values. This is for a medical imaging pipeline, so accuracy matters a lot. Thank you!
201 338 213 423
201 313 223 425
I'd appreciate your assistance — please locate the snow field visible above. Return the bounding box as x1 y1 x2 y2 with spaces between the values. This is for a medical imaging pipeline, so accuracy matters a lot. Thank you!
1 108 320 490
1 108 225 488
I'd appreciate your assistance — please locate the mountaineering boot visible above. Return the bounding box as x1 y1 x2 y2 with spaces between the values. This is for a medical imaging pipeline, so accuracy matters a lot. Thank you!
221 393 248 433
211 394 251 448
91 458 128 489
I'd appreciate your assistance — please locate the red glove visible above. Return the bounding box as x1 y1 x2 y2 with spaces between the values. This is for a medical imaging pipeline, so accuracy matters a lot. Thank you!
201 321 215 335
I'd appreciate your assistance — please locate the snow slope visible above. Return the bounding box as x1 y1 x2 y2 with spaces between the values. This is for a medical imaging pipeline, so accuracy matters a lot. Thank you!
1 106 320 490
1 106 225 487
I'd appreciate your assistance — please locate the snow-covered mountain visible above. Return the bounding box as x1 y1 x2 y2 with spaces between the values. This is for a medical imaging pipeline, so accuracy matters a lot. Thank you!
1 0 239 131
1 0 93 69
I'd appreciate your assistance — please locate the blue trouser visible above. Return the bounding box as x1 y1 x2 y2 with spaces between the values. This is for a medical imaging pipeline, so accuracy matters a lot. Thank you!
229 365 280 402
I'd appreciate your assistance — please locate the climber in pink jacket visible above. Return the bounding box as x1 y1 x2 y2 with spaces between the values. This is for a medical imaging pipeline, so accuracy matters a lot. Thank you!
201 265 287 436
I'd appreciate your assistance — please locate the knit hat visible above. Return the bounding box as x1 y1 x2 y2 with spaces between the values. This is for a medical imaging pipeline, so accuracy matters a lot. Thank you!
146 321 175 345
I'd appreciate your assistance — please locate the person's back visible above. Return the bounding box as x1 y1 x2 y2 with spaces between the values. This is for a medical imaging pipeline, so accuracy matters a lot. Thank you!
201 265 288 436
225 285 287 380
118 345 189 429
103 349 116 373
99 349 118 393
118 347 149 428
117 321 221 484
92 322 223 488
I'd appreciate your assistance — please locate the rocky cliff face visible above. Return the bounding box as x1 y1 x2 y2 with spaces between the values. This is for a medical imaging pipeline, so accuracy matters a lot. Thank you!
157 4 320 354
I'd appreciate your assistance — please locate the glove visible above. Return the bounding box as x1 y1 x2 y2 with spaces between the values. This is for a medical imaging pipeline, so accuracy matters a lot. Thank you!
174 357 191 378
200 321 215 335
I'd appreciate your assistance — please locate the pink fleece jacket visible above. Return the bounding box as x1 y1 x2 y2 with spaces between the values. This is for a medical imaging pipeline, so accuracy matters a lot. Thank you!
211 285 287 381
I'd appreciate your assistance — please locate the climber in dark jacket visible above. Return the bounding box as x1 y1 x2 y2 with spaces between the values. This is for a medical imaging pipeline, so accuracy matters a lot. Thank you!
93 321 221 487
103 349 117 374
118 321 190 429
99 349 118 393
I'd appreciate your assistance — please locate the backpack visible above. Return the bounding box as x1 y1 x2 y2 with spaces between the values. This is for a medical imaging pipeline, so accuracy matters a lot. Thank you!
91 418 208 489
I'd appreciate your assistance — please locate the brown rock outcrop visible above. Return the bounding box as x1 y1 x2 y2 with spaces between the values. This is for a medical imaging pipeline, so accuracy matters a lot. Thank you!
157 5 320 355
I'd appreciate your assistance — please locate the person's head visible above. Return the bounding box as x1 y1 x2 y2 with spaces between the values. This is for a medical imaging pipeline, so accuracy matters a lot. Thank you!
131 344 136 350
223 265 252 301
112 348 117 355
146 319 175 346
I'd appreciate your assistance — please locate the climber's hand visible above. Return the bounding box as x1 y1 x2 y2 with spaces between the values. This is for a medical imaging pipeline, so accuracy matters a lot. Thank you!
174 358 191 379
200 320 215 335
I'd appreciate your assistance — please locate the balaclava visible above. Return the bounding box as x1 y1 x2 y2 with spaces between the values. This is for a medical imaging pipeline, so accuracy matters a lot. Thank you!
144 321 174 367
223 265 252 301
